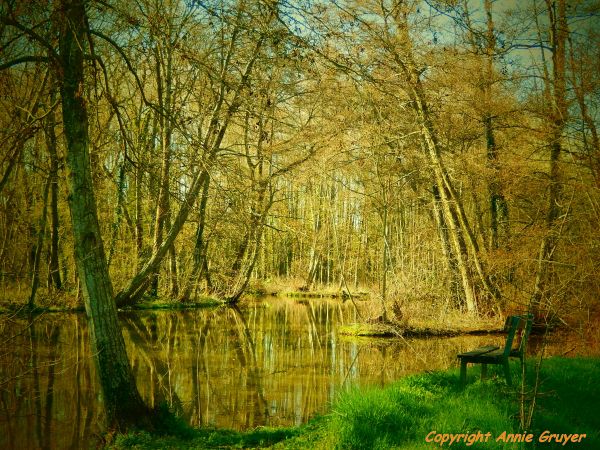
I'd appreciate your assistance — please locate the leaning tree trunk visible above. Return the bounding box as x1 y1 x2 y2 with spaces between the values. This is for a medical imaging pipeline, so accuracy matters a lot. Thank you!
389 9 499 312
226 186 274 303
411 83 477 311
58 0 151 430
115 30 266 307
226 223 265 303
410 73 501 310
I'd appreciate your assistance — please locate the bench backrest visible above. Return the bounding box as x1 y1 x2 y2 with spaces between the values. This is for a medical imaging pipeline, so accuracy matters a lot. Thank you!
502 314 533 357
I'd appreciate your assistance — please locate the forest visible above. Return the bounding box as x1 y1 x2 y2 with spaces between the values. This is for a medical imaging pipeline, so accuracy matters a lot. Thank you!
1 0 599 446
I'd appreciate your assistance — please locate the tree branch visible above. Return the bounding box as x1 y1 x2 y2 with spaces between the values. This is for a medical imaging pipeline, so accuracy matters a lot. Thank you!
0 55 50 71
88 29 156 111
0 17 59 61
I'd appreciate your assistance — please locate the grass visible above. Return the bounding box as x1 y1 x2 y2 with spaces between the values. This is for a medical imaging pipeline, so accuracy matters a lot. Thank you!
0 296 223 317
338 322 399 336
277 371 516 450
338 320 505 338
109 424 303 449
125 296 223 310
285 291 369 299
524 357 600 445
0 302 85 316
111 356 600 449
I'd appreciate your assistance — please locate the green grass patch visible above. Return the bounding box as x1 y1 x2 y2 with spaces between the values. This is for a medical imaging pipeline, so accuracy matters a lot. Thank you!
0 303 85 316
110 424 303 449
279 370 517 450
281 357 600 450
524 357 600 448
122 296 223 311
338 322 503 337
338 322 398 337
285 291 369 299
111 357 600 449
285 291 329 298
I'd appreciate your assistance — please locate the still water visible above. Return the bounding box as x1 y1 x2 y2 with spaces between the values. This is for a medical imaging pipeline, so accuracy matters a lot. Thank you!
1 297 535 448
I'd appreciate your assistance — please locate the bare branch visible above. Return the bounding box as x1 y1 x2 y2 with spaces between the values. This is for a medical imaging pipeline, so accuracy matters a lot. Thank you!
89 29 156 111
0 55 50 71
0 17 59 61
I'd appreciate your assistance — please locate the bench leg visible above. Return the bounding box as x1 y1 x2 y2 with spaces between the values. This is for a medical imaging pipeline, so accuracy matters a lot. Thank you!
503 360 512 386
481 363 488 380
460 360 467 386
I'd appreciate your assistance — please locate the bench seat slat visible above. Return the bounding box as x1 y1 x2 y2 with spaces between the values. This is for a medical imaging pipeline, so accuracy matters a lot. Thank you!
458 349 505 364
457 345 499 357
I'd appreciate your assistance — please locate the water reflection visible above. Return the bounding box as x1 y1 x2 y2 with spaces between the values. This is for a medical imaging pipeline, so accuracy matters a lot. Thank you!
1 314 103 449
1 298 590 448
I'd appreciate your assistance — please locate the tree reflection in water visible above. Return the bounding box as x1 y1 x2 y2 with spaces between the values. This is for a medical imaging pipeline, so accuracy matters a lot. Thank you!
1 297 519 448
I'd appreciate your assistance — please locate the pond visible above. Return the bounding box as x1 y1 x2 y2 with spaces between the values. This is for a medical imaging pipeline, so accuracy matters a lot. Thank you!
0 297 581 449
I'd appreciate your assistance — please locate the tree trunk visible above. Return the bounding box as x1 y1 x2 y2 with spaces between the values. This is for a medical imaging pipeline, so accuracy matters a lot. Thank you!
167 228 179 297
380 198 389 322
179 173 210 301
227 223 266 303
58 0 151 430
28 175 51 308
530 0 568 313
46 97 62 290
116 169 210 306
431 184 463 306
409 78 477 311
389 8 498 311
134 162 144 270
464 0 510 251
226 185 273 302
483 0 509 250
107 161 127 267
149 42 173 297
303 185 322 290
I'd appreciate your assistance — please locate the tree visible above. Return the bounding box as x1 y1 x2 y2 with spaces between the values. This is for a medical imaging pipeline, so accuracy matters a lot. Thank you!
315 0 501 312
461 0 511 251
1 0 153 429
57 0 152 430
113 0 277 306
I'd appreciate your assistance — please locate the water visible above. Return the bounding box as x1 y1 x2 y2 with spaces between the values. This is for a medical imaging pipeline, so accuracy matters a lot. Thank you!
1 297 568 449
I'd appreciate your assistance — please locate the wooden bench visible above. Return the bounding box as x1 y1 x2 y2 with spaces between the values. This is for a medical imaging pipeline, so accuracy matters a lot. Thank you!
458 314 533 386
